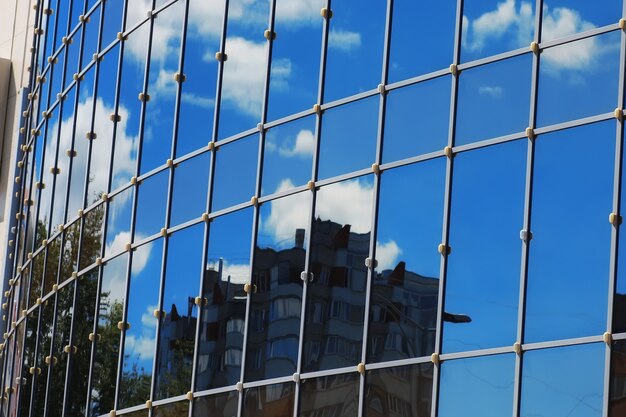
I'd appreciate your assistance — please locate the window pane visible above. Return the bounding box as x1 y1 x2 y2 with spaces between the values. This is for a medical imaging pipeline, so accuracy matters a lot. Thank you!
444 140 525 353
318 97 378 180
367 159 445 363
170 152 210 226
383 76 451 163
118 239 163 409
610 340 626 416
245 192 309 381
243 382 294 417
541 0 621 43
438 354 515 417
525 121 614 342
456 54 532 145
461 0 535 62
364 364 433 417
192 392 239 417
155 224 204 399
267 0 323 122
537 31 621 127
324 0 386 102
195 208 253 390
299 373 359 417
134 169 168 238
212 134 259 212
521 343 604 417
388 1 456 83
302 176 374 372
262 116 315 196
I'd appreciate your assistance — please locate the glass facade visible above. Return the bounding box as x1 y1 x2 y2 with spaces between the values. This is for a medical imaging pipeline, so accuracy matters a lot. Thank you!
3 0 626 416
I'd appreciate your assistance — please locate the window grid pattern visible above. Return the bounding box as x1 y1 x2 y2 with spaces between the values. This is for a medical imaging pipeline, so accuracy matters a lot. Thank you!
1 0 626 416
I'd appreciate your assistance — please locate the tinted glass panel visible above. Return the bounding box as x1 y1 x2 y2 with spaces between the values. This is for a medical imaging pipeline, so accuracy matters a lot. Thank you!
155 224 204 399
537 31 620 127
192 392 239 417
195 208 253 390
461 0 535 62
245 191 309 381
154 401 189 417
525 122 613 342
243 382 295 417
170 153 210 226
521 343 604 417
364 364 433 417
456 54 532 145
541 1 621 42
302 176 374 372
262 116 315 196
383 77 451 163
611 340 626 416
299 373 359 417
444 140 525 353
368 159 445 363
438 354 515 417
318 97 378 180
135 169 168 238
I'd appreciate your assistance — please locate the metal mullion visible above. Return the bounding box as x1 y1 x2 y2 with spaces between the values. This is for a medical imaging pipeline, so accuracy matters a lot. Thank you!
146 0 190 408
111 0 139 410
357 0 393 415
187 0 229 412
430 0 463 416
603 2 626 415
291 1 330 416
512 2 542 417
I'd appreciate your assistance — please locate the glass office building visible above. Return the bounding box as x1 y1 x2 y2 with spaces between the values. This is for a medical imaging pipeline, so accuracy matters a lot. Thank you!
3 0 626 416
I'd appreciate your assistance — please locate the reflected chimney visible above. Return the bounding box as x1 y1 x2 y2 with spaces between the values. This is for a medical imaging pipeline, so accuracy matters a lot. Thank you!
295 228 305 249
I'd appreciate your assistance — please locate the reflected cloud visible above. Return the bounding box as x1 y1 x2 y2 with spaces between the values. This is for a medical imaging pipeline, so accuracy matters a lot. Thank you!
329 29 362 52
375 240 402 271
462 0 533 52
267 129 315 158
215 37 291 117
478 85 503 97
40 98 136 226
207 259 250 284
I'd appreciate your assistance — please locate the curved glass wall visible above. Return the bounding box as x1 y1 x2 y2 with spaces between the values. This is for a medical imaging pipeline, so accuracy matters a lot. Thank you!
3 0 626 416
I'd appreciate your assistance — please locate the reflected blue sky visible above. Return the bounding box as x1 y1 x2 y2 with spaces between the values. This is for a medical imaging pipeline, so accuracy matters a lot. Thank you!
439 354 515 417
444 140 525 352
526 121 614 343
521 343 604 417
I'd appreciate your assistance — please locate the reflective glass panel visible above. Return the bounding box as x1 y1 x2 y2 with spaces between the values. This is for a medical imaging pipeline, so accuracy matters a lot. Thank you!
383 76 451 163
154 401 189 417
525 121 614 342
520 343 604 417
324 0 386 102
140 1 184 174
537 31 621 127
461 0 535 62
78 205 105 271
444 140 525 353
16 313 37 417
541 0 621 42
192 392 239 417
195 208 253 390
154 224 204 400
212 134 259 212
175 0 224 157
32 298 54 417
170 153 210 227
101 0 125 50
266 0 323 122
438 354 515 417
118 239 163 409
302 176 374 372
318 97 378 180
89 254 127 417
368 159 445 363
243 382 295 417
389 1 455 83
611 340 626 416
104 185 134 256
456 54 532 145
299 373 359 417
218 0 269 139
80 6 101 71
364 364 433 417
245 191 309 381
262 115 315 196
134 169 168 238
